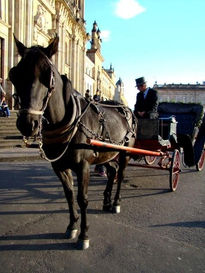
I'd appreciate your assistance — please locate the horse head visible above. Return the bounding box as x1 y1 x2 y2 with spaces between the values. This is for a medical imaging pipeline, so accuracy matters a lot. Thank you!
9 35 59 137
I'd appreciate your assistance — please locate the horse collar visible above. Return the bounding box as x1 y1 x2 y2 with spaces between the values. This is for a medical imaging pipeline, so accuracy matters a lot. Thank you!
41 94 83 144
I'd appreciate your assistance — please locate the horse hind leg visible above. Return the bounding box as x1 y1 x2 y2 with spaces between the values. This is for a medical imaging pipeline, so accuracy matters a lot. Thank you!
113 152 128 214
52 167 79 239
103 161 118 212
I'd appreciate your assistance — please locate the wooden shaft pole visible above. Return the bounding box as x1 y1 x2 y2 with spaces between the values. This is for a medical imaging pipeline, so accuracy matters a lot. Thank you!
87 139 162 157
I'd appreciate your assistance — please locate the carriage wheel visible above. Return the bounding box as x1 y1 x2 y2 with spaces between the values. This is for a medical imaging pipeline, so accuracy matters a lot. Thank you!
169 149 180 192
196 149 205 171
144 155 157 165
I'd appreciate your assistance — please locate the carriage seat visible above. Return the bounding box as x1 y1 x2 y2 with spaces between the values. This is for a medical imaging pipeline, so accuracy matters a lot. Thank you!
136 118 173 151
137 115 177 141
158 102 203 140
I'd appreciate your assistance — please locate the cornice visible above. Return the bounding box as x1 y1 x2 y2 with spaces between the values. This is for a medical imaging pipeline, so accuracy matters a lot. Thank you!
0 19 11 28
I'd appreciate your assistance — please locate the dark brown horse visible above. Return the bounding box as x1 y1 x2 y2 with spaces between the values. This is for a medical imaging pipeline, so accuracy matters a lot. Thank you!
9 36 137 249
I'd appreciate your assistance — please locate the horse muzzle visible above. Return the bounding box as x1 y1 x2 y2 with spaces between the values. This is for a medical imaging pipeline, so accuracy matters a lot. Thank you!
16 112 41 137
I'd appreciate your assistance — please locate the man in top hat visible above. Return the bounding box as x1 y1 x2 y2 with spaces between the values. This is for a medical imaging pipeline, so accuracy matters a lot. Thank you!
134 77 159 119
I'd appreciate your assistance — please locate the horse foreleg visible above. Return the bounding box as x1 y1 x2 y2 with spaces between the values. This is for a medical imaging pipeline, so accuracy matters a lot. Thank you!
76 160 90 249
113 153 128 213
52 167 79 239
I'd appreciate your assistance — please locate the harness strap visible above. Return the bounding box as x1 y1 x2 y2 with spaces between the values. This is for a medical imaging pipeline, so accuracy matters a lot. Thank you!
42 94 81 144
42 95 78 137
19 109 44 115
39 96 92 162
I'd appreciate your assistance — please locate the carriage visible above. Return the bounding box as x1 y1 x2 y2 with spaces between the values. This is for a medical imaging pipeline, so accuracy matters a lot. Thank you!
89 102 205 192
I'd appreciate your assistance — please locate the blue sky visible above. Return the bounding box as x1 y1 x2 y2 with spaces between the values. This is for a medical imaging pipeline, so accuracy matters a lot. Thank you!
85 0 205 108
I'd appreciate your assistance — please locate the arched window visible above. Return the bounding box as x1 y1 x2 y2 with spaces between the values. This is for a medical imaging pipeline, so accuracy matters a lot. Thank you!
78 0 81 9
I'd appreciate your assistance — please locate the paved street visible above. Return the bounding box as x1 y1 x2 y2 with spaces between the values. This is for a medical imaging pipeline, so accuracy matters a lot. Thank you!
0 158 204 273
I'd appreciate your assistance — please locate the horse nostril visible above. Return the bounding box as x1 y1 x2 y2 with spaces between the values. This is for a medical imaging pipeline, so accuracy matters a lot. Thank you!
16 114 40 137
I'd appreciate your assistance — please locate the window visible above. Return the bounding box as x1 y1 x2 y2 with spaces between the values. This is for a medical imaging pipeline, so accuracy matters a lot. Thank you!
78 0 81 9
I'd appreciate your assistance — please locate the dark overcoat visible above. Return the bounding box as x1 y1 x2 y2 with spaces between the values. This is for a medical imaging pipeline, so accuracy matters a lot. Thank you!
134 88 159 118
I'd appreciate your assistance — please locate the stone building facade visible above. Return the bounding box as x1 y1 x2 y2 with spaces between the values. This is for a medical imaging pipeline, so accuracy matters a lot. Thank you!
84 54 94 98
85 21 127 105
0 0 86 108
85 21 116 101
1 2 127 109
154 83 205 109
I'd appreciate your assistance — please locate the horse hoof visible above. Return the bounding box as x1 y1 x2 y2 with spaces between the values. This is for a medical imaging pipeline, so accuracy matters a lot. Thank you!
103 204 112 212
112 205 120 214
77 239 90 250
65 229 78 239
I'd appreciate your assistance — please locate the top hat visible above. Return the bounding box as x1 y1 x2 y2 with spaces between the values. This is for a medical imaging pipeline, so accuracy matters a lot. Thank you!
135 77 146 86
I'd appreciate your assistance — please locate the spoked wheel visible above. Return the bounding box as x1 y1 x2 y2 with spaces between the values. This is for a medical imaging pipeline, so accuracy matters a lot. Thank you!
144 155 157 165
196 149 205 171
169 149 180 192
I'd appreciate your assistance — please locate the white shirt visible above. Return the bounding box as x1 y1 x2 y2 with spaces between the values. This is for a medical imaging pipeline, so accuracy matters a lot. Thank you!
143 87 150 99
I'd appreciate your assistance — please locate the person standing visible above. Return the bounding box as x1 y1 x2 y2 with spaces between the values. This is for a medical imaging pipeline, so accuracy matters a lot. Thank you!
194 112 205 164
0 78 6 100
93 90 101 102
0 77 10 117
134 77 159 119
93 89 107 176
85 89 91 101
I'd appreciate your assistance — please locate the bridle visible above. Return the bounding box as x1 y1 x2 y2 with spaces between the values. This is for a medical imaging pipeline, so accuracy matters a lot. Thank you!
18 61 56 116
13 56 58 157
14 57 90 163
12 53 92 163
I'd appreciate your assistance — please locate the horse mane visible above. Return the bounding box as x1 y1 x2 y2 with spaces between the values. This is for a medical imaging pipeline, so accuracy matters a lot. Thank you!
60 74 129 127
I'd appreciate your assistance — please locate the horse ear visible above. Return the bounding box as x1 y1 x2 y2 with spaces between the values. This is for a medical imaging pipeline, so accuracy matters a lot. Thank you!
13 34 27 57
44 35 59 58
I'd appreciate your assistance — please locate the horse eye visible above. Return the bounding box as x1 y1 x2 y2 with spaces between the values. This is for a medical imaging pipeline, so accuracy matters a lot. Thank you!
39 68 51 88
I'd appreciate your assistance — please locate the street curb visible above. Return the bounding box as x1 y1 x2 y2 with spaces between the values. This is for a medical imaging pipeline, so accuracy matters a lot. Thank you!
0 156 43 162
0 148 43 162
